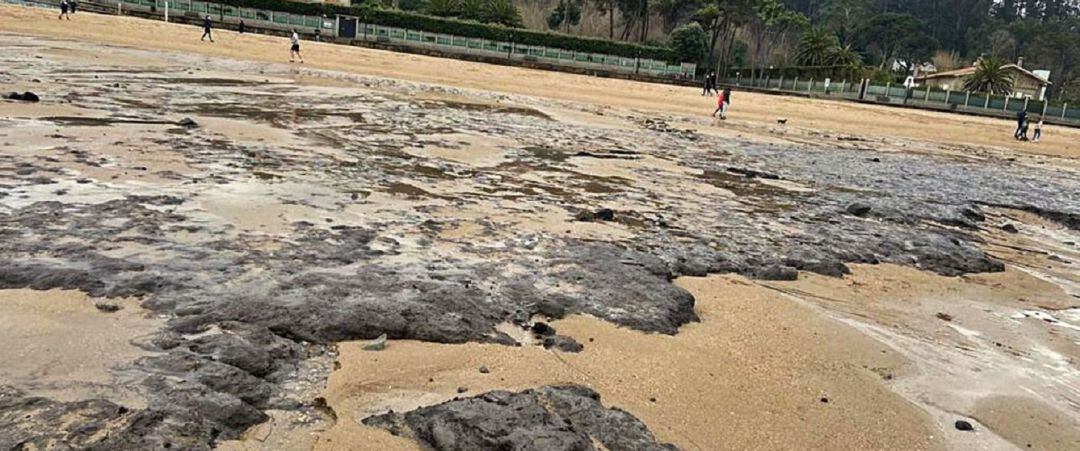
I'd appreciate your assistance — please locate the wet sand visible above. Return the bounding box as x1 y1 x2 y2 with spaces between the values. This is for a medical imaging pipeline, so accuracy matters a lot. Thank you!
0 289 162 407
233 274 943 451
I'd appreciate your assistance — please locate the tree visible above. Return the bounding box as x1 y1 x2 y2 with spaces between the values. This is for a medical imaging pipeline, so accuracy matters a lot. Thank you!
795 26 838 65
820 0 869 45
592 0 618 39
423 0 523 27
694 0 757 70
548 0 583 32
745 0 808 73
670 22 711 65
855 13 937 71
963 56 1014 93
931 50 963 71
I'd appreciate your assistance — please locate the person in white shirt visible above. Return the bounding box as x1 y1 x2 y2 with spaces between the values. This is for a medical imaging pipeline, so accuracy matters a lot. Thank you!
289 29 304 64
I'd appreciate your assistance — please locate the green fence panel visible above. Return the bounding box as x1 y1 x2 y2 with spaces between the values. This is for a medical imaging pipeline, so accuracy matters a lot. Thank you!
390 28 405 39
1065 106 1080 119
223 6 238 16
304 16 320 28
452 36 468 47
272 11 287 24
288 14 305 25
406 30 422 41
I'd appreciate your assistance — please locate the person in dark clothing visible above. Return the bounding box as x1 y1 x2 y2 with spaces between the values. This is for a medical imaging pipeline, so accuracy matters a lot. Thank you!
69 0 77 14
59 0 70 20
702 73 711 96
201 16 214 42
314 28 321 42
1014 110 1027 140
238 20 245 34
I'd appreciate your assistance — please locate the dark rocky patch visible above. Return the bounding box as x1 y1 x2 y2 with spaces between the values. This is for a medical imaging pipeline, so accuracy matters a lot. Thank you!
363 385 677 451
7 91 39 102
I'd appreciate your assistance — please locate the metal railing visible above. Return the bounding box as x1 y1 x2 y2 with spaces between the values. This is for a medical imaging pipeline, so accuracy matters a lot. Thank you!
723 75 1080 126
5 0 695 78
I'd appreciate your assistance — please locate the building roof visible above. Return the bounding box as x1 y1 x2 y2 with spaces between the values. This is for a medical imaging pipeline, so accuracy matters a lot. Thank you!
917 64 1051 84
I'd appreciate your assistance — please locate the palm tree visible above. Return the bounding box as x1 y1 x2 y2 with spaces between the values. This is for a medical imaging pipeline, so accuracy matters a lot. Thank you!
963 57 1014 94
795 27 838 66
825 44 861 66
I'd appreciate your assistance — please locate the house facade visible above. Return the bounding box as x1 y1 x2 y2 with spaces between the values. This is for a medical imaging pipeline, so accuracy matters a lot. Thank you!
915 58 1051 100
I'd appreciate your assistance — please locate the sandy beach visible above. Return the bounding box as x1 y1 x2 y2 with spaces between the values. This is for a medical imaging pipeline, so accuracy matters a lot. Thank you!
1 4 1078 450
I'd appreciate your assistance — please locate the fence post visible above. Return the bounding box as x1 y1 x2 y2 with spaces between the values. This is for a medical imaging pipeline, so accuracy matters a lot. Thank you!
984 93 991 109
765 74 771 89
1064 103 1069 119
885 82 891 99
1003 96 1009 111
808 78 814 93
945 90 950 104
924 87 930 101
964 91 970 107
792 77 797 90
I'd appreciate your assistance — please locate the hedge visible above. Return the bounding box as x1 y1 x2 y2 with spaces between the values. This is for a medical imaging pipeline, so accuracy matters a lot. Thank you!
724 65 868 81
211 0 681 62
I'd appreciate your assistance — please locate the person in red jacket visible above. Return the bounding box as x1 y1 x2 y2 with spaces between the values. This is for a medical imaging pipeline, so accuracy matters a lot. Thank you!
712 88 730 120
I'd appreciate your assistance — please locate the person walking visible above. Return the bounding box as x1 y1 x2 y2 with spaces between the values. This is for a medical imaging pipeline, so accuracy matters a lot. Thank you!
238 20 245 35
201 16 214 42
58 0 70 20
720 87 731 119
1014 110 1027 140
702 72 711 96
1032 117 1043 142
289 29 304 63
69 0 77 15
712 87 731 120
314 28 321 42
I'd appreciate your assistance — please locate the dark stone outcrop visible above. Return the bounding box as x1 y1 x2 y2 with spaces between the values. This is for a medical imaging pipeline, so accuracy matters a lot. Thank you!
363 385 678 451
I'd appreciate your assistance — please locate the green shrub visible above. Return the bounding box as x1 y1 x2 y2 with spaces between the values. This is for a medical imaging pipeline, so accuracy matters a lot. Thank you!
398 0 426 12
211 0 681 62
669 23 708 66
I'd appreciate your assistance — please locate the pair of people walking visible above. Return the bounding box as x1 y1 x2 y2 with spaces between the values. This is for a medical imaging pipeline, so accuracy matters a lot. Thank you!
200 17 302 63
702 72 718 96
712 87 732 120
58 0 76 20
1014 110 1044 142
